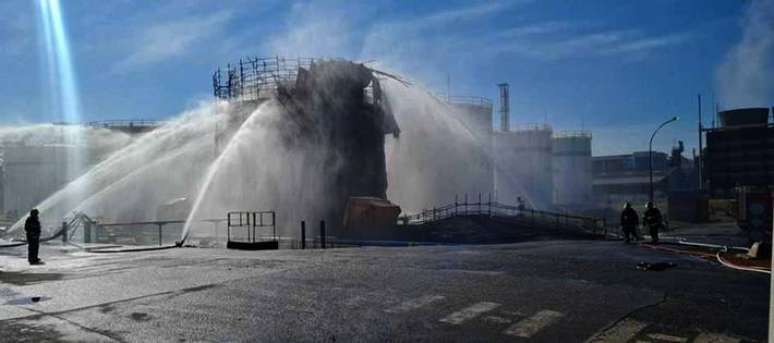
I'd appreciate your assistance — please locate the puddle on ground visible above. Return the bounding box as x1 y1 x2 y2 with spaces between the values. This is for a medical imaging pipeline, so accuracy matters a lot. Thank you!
0 271 65 286
4 296 52 305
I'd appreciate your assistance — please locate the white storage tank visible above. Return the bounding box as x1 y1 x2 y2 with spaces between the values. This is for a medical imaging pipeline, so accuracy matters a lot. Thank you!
448 96 494 196
552 132 592 207
494 124 553 208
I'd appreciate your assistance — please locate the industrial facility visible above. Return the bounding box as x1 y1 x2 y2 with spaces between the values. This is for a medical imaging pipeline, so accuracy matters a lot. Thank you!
552 131 592 208
0 121 158 222
211 57 401 236
446 95 494 197
703 107 774 240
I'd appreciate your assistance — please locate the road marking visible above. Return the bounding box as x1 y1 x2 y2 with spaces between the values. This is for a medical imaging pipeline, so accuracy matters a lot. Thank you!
503 310 564 338
693 333 740 343
586 319 648 343
439 302 500 325
384 295 446 313
647 333 687 342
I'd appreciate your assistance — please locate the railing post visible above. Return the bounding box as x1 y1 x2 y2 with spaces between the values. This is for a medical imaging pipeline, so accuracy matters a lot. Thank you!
433 207 437 221
320 220 326 249
488 193 492 217
301 220 306 249
455 194 458 217
464 193 468 216
84 220 92 244
158 223 163 246
61 221 68 243
478 193 482 215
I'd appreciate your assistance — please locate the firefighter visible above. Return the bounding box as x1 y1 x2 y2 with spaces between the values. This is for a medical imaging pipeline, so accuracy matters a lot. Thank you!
25 209 43 265
643 201 663 244
620 202 639 243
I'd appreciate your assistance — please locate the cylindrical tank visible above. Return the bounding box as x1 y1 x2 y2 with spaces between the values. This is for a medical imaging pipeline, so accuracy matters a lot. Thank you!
552 132 592 207
448 96 494 196
718 108 769 127
448 96 493 137
493 124 553 208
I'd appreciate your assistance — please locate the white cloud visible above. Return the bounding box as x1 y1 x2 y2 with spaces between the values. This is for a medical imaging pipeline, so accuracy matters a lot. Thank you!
409 2 517 30
113 10 233 72
493 24 690 61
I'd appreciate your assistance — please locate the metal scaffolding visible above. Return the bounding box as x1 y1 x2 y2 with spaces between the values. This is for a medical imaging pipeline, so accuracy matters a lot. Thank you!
212 57 318 101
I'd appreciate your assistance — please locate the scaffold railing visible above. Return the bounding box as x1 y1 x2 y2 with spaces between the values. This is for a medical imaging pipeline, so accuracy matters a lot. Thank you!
553 130 592 138
447 96 493 108
213 57 319 101
87 120 162 129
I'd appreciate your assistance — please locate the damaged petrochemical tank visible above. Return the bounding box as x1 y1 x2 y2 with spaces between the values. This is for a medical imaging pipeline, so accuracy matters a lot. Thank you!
211 57 402 233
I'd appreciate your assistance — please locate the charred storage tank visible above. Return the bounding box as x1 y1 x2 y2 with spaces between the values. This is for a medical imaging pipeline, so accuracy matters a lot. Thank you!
494 124 553 208
718 107 770 127
552 132 592 207
448 96 494 196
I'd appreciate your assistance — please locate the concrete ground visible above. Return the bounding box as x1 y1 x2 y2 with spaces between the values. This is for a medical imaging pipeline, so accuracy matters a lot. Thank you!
0 239 768 342
664 221 752 247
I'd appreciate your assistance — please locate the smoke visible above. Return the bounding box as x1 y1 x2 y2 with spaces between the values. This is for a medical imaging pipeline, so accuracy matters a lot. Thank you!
715 0 774 109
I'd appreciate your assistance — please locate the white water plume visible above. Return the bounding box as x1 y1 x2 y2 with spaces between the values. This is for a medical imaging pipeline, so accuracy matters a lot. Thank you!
5 102 230 237
182 100 334 242
4 67 534 245
382 80 496 212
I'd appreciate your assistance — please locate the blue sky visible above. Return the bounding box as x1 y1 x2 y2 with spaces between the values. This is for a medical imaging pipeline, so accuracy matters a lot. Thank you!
0 0 771 155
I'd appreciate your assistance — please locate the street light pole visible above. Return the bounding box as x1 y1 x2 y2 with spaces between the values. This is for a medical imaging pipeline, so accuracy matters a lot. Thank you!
649 116 679 203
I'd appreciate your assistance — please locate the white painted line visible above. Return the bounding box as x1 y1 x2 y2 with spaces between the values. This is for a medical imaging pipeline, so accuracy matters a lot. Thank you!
384 295 446 313
693 333 740 343
503 310 564 338
586 318 648 343
647 333 687 342
439 302 500 325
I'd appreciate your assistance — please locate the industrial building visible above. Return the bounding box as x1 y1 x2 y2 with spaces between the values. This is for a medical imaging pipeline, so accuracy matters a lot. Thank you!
703 107 773 239
592 151 671 206
491 83 592 210
552 131 592 207
494 124 554 208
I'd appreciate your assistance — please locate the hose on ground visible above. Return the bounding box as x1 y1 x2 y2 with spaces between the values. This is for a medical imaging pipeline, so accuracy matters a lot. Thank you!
0 226 68 248
715 251 771 274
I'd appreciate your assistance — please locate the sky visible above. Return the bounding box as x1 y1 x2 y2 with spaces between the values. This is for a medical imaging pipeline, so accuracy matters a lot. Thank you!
0 0 771 156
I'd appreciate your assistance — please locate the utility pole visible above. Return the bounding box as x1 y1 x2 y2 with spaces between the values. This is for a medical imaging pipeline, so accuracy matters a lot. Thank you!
498 83 509 132
697 94 703 190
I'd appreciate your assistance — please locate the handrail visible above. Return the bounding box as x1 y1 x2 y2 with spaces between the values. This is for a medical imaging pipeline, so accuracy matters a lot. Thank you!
447 96 493 108
87 120 162 128
397 196 606 236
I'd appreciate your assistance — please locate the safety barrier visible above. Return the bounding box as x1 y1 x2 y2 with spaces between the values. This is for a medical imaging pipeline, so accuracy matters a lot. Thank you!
227 211 278 250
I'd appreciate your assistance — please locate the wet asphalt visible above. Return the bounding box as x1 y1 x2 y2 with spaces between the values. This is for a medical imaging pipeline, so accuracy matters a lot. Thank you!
0 238 768 342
